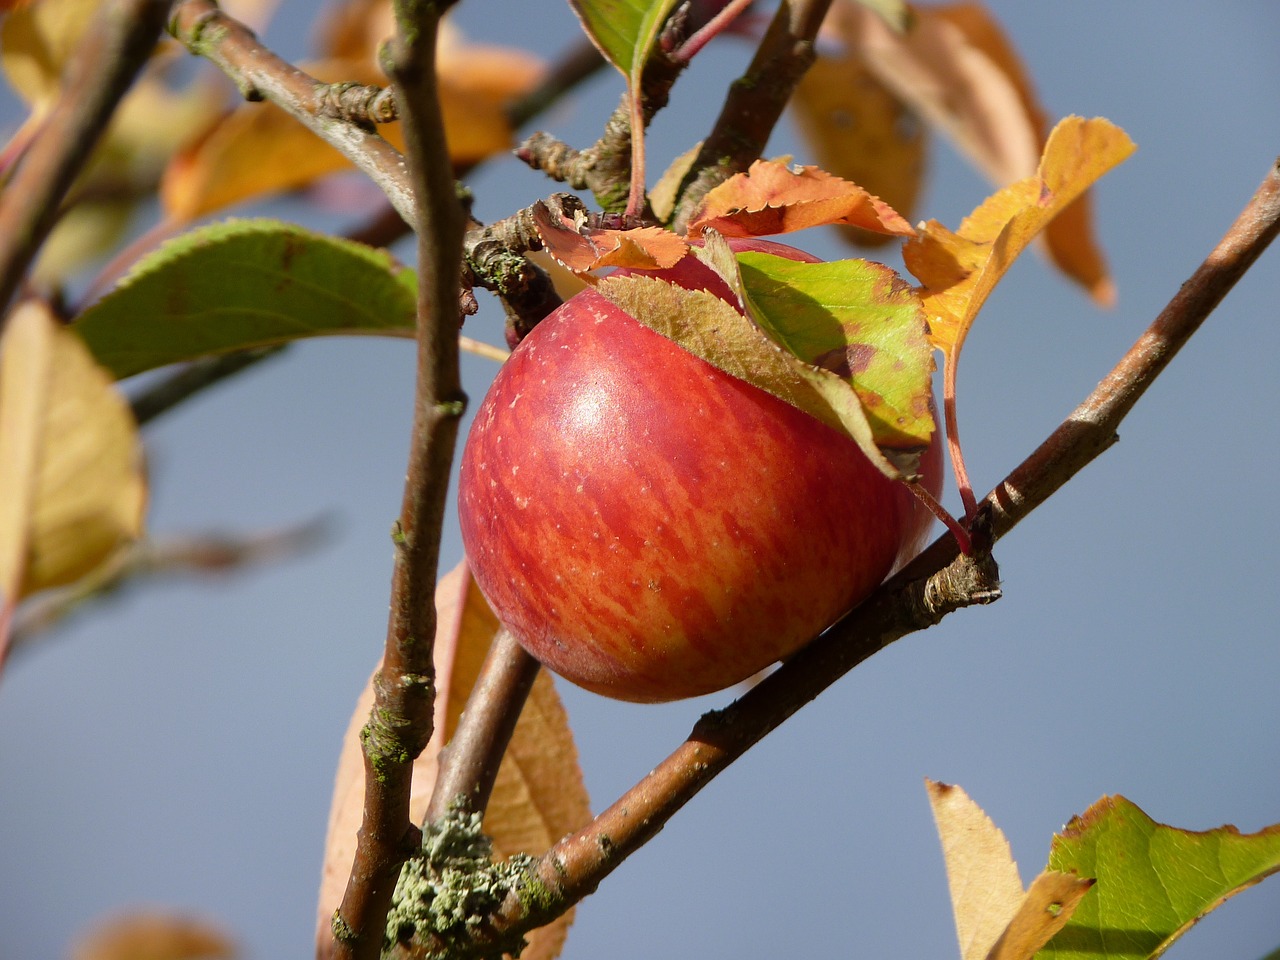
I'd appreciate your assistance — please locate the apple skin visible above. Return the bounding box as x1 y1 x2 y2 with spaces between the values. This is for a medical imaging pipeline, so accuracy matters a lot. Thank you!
458 241 941 702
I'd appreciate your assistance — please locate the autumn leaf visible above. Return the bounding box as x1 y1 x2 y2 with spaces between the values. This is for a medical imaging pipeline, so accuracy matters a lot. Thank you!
927 780 1093 960
902 116 1133 514
1039 796 1280 960
686 159 915 240
69 911 236 960
0 301 148 667
789 46 927 247
904 116 1134 358
315 560 590 960
818 1 1117 300
531 200 688 273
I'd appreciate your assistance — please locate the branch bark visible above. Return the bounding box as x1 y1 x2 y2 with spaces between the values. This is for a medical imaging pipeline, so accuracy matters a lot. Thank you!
413 155 1280 958
328 3 468 959
0 0 171 316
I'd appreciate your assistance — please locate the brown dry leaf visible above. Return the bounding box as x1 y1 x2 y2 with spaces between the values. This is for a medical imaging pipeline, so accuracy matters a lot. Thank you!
532 200 688 273
0 301 147 620
927 779 1026 960
69 911 236 960
927 781 1094 960
985 870 1094 960
315 560 589 960
790 50 927 247
686 159 915 240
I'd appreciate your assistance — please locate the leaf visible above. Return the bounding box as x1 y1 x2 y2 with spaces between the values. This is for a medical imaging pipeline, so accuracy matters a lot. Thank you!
790 50 927 247
927 781 1093 960
598 235 923 480
531 200 688 273
69 912 236 960
568 0 681 80
0 301 147 663
1038 796 1280 960
903 116 1135 364
687 159 916 240
0 0 101 106
735 250 934 448
316 560 590 960
74 219 418 379
990 871 1093 960
928 779 1028 960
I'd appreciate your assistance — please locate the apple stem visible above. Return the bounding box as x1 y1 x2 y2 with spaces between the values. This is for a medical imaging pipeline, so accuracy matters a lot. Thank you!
943 353 979 522
907 480 972 556
624 94 647 220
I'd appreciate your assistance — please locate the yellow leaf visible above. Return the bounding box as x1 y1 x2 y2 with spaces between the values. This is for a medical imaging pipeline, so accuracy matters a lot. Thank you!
904 116 1135 360
0 301 147 611
927 779 1026 960
69 911 236 960
0 0 102 106
790 49 927 247
316 560 590 960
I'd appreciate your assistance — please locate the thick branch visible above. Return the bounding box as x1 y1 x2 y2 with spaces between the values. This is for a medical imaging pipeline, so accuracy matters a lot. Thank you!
417 156 1280 957
670 0 834 230
329 3 468 959
168 0 415 226
0 0 170 315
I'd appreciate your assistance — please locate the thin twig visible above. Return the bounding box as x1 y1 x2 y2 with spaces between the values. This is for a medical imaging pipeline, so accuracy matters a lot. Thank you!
670 0 834 231
0 0 171 316
329 3 468 959
167 0 416 227
409 155 1280 958
425 629 541 821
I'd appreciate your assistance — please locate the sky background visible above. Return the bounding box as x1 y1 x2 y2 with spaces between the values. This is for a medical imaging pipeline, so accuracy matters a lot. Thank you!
2 1 1279 958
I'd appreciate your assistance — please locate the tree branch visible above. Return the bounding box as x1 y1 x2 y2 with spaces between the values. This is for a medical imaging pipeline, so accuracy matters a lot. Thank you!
167 0 416 227
329 3 468 959
415 155 1280 957
424 629 541 821
670 0 834 231
0 0 171 315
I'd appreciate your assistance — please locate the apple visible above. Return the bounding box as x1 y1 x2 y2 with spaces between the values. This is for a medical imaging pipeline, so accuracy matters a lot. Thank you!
458 240 941 702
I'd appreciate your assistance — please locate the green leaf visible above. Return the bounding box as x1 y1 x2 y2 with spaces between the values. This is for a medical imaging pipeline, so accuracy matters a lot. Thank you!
1038 796 1280 960
75 219 417 379
568 0 681 78
735 251 935 449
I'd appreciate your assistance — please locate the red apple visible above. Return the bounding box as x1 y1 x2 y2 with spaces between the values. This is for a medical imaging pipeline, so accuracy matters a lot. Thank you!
458 241 941 702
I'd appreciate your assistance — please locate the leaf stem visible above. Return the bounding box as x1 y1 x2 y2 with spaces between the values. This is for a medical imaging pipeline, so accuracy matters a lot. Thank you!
0 0 170 316
943 360 980 521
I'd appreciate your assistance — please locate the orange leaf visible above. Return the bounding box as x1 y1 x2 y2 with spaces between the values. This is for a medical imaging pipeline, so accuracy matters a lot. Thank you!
315 560 589 960
903 116 1135 361
789 49 927 248
532 201 689 273
69 912 236 960
686 159 915 240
